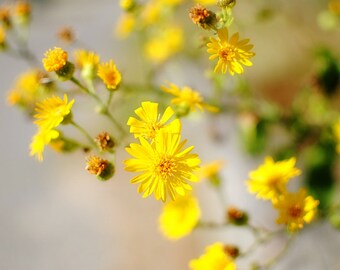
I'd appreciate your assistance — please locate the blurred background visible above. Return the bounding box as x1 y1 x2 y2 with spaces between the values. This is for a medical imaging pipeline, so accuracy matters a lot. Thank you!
1 0 340 269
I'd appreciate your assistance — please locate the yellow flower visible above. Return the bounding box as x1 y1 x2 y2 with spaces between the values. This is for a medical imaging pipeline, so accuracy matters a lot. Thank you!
74 49 100 69
161 83 219 114
141 2 162 26
274 189 319 232
207 28 255 75
30 128 59 161
189 242 237 270
247 157 301 202
33 94 74 130
124 132 201 202
127 101 181 140
333 119 340 154
7 69 48 110
42 47 68 72
197 160 224 181
159 194 201 240
97 60 122 90
115 14 135 39
144 27 183 63
120 0 134 10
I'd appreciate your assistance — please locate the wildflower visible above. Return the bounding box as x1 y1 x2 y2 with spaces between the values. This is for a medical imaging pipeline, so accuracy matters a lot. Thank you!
127 101 181 140
97 60 122 90
30 128 59 161
159 194 201 240
86 155 115 181
115 14 135 39
197 160 224 181
247 157 301 202
161 83 219 115
141 2 162 26
124 132 201 202
57 26 76 44
189 242 237 270
144 27 183 63
7 69 50 111
274 189 319 232
333 119 340 154
95 131 115 151
207 28 255 75
42 47 68 72
33 94 74 130
13 1 31 25
74 49 100 80
189 4 217 29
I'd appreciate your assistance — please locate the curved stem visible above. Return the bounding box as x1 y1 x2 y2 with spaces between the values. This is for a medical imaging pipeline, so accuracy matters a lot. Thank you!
70 120 95 148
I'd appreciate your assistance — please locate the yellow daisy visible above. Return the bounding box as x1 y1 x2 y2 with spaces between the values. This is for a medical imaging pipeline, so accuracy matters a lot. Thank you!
42 47 68 72
124 132 201 202
274 189 319 232
30 128 59 161
161 83 219 114
207 28 255 75
247 157 301 202
33 94 74 130
97 60 122 90
159 194 201 240
189 242 237 270
127 101 181 140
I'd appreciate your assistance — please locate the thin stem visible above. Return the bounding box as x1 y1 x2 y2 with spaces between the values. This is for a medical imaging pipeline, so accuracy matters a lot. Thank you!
70 120 95 148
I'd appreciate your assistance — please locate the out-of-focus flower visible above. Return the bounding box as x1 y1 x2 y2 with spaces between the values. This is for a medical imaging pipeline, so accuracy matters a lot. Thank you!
12 0 31 25
57 26 76 44
97 60 122 90
247 157 301 202
120 0 135 11
227 206 248 226
0 25 6 48
159 194 201 240
74 49 100 80
197 160 224 186
43 47 68 72
127 101 181 140
141 2 162 26
189 242 237 270
144 27 183 63
124 132 200 202
195 0 217 6
207 28 255 75
30 128 59 161
7 69 51 112
274 189 319 232
161 83 219 115
0 5 11 29
116 14 135 39
34 94 74 130
329 0 340 15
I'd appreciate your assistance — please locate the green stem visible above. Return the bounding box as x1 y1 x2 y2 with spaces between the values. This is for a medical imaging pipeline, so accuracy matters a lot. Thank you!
70 77 126 137
70 120 95 148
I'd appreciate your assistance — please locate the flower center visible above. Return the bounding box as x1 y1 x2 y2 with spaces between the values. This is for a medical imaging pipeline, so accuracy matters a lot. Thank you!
148 122 162 139
288 204 303 218
156 156 177 179
219 45 236 61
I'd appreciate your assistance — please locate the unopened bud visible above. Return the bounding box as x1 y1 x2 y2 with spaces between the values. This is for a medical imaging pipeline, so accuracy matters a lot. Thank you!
227 206 248 225
223 244 239 258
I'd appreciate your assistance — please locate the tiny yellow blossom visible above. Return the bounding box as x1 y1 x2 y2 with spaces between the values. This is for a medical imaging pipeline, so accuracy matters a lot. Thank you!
127 101 181 140
161 83 219 114
159 194 201 240
207 28 255 75
124 132 201 202
141 2 162 26
97 60 122 90
30 129 59 161
197 160 224 181
34 94 74 130
247 157 301 202
42 47 68 72
189 242 237 270
144 27 183 63
115 14 135 39
74 49 100 69
274 189 319 232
